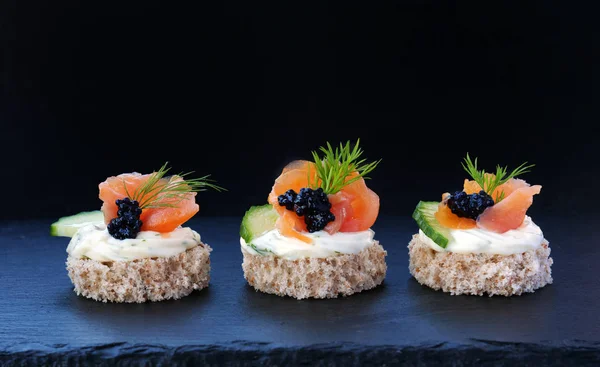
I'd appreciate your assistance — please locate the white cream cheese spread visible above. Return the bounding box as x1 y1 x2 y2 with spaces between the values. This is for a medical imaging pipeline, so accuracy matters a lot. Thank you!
240 229 375 260
419 215 544 255
66 223 201 261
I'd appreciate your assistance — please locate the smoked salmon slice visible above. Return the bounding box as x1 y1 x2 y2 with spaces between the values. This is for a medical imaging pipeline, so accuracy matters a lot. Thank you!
477 184 542 233
267 159 380 241
99 172 199 233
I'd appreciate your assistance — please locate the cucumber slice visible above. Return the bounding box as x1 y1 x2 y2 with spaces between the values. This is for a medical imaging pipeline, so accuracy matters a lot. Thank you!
240 204 279 243
50 210 104 237
412 201 451 248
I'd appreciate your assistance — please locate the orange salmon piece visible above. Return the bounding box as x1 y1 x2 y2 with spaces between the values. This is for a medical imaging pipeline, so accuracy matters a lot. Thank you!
99 172 199 233
434 199 477 229
267 161 316 242
338 178 380 232
324 191 352 234
477 185 542 233
463 176 530 202
267 161 380 238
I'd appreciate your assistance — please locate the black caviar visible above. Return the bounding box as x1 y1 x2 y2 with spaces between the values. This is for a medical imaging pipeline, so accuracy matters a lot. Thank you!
277 187 335 232
446 190 495 220
107 197 143 240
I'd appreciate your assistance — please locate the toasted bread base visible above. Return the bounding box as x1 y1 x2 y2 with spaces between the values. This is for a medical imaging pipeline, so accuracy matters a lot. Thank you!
408 234 553 296
241 241 387 300
66 243 211 303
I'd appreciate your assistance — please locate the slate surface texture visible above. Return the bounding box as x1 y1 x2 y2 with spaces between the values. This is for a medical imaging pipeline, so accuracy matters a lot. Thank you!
1 216 599 366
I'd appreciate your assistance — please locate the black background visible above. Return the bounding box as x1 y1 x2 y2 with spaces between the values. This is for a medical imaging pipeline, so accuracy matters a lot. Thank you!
1 2 598 221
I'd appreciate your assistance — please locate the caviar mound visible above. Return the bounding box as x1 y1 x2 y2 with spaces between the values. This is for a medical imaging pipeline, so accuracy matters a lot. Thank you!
99 172 199 233
446 190 495 220
267 161 380 239
278 187 335 233
107 198 143 239
436 177 541 233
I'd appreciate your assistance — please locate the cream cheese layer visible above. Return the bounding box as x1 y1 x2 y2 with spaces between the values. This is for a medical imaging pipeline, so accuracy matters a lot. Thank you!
419 216 544 255
66 223 201 261
240 229 375 260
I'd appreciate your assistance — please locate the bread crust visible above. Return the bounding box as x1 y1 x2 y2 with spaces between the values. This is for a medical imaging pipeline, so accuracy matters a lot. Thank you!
241 242 387 299
66 243 211 303
408 234 553 296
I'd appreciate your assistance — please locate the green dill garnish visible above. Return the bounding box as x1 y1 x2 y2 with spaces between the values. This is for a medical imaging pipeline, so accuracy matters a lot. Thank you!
461 153 534 202
124 162 225 209
248 243 273 256
308 139 381 195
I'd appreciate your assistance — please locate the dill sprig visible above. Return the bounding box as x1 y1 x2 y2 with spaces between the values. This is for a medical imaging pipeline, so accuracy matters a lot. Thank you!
308 139 381 195
124 162 225 209
461 153 534 202
248 243 273 256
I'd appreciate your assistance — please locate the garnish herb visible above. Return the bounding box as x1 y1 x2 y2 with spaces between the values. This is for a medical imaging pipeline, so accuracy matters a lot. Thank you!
308 139 381 195
123 162 225 209
461 153 534 202
248 243 273 256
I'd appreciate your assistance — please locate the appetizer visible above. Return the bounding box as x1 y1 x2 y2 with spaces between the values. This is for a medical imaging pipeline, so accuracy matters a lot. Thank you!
50 163 223 303
239 139 387 299
409 154 553 296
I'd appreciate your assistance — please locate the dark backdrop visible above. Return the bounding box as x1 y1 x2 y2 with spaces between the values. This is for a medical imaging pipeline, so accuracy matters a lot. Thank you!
1 2 597 221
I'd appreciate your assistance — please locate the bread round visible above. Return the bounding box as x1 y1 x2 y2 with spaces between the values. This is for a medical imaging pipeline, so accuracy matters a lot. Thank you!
241 241 387 299
66 243 212 303
408 234 553 296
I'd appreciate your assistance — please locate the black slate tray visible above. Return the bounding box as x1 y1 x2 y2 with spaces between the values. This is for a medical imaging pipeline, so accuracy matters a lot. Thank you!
1 215 599 366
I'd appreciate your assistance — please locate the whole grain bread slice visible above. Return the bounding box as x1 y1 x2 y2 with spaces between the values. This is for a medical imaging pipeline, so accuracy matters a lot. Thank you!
66 243 211 303
241 241 387 299
408 234 553 296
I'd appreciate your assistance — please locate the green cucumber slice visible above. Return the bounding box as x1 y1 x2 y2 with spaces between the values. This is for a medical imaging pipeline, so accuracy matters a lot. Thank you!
50 210 104 237
412 201 451 248
240 204 279 243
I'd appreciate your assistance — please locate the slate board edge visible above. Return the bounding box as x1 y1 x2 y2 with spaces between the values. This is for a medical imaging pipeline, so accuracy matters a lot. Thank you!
1 340 599 366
